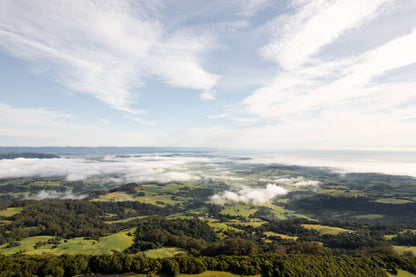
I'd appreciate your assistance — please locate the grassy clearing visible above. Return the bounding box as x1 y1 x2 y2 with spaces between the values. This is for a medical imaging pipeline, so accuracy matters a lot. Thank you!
0 207 23 217
180 271 261 277
374 198 414 204
353 214 384 220
207 220 243 239
263 203 314 221
141 247 186 258
106 215 148 224
2 228 137 255
318 189 367 197
0 236 54 255
387 269 416 277
393 246 416 256
228 218 265 228
301 224 351 235
207 220 243 233
92 192 133 202
264 231 297 240
219 204 257 217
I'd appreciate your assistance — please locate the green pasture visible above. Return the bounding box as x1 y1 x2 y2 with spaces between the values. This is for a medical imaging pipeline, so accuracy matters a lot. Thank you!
0 228 136 255
301 224 351 235
207 220 243 239
263 203 314 221
0 235 54 255
374 198 414 204
141 247 186 258
387 269 416 277
264 231 297 240
92 192 134 202
353 214 384 220
180 271 261 277
318 189 367 197
220 204 257 217
393 246 416 256
0 207 23 217
106 215 148 224
227 218 265 228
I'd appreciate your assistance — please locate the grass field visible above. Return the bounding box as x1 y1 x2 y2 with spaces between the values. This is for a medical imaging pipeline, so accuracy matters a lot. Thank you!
92 192 134 201
387 269 416 277
106 215 148 224
301 224 351 235
374 198 414 204
0 207 23 217
393 245 416 256
219 204 257 217
0 228 136 255
264 231 297 240
0 235 54 255
353 214 385 220
227 218 265 228
180 271 261 277
318 189 367 197
141 247 186 258
263 203 314 221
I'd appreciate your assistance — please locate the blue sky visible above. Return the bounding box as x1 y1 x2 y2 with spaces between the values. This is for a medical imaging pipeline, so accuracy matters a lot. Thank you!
0 0 415 150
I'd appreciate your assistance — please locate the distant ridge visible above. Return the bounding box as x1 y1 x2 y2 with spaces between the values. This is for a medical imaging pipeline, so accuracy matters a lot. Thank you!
0 146 213 155
0 152 60 159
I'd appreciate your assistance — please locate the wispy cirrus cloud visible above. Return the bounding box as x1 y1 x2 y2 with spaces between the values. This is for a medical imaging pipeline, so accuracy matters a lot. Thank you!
0 0 220 114
213 0 416 150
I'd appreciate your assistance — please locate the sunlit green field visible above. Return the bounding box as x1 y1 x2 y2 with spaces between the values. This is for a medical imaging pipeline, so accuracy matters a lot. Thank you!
219 204 257 217
0 228 136 255
393 246 416 256
0 207 23 217
264 231 297 240
141 247 187 258
387 269 416 277
301 224 351 235
180 271 261 277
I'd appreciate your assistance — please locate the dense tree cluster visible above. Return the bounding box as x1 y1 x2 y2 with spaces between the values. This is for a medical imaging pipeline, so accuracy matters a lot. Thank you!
392 230 416 246
126 217 218 254
0 200 181 244
1 252 416 277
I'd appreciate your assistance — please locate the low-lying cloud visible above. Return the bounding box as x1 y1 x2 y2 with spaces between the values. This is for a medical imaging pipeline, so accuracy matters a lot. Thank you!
0 155 210 183
274 177 320 187
26 190 89 200
211 183 288 205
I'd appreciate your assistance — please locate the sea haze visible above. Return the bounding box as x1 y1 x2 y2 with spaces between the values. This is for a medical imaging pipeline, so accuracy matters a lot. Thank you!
0 147 415 179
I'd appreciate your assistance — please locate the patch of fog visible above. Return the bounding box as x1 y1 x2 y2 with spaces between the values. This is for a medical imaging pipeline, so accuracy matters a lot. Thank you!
108 171 198 184
237 151 416 177
211 183 288 205
274 177 320 187
0 155 209 183
26 190 89 200
206 175 245 181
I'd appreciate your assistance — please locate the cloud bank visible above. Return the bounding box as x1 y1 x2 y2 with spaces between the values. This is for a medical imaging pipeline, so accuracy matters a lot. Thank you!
0 155 208 183
274 177 320 187
25 190 89 200
211 183 288 205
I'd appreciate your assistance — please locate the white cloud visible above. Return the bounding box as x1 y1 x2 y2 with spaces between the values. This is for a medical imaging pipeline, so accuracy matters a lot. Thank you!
275 177 320 187
237 0 273 17
26 190 89 200
0 0 219 114
200 90 216 100
211 183 288 204
217 0 416 150
260 0 391 69
0 155 210 183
